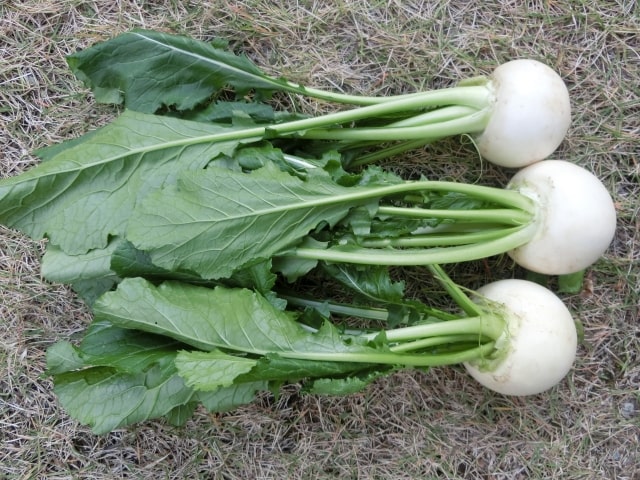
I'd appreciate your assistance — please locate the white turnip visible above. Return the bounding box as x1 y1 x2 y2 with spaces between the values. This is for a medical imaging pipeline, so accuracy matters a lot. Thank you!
474 59 571 168
506 160 617 274
463 279 578 396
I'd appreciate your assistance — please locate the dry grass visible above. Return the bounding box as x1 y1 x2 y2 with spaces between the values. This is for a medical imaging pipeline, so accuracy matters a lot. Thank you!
1 1 639 478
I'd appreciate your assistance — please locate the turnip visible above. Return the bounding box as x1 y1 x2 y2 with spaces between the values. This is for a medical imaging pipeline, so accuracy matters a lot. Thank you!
236 265 578 396
194 58 571 169
66 30 573 168
383 274 578 396
119 157 615 279
295 59 571 168
474 60 572 167
462 279 578 396
49 267 580 432
280 160 615 276
505 160 617 274
283 266 578 396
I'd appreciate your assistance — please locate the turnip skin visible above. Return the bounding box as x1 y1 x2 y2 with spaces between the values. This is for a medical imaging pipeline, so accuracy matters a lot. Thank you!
464 279 578 396
476 59 571 168
506 160 617 275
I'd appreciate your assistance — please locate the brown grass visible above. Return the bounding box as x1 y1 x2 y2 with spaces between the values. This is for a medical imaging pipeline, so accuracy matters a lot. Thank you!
1 1 639 478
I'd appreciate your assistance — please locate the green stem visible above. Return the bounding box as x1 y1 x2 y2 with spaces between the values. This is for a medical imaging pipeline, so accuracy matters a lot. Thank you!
268 86 491 135
281 292 460 323
358 227 522 248
295 110 490 142
281 294 391 322
279 341 496 367
426 264 482 317
376 205 532 225
345 138 436 167
280 80 491 107
288 222 538 266
388 334 488 353
369 314 504 343
332 105 479 165
386 105 481 127
262 175 536 267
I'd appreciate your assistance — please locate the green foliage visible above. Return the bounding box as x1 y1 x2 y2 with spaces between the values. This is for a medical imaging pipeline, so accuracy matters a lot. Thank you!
126 164 377 279
0 111 259 254
45 278 407 433
67 29 292 112
0 29 521 433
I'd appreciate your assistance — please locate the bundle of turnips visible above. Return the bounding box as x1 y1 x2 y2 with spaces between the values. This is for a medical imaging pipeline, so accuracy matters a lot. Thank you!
0 29 616 434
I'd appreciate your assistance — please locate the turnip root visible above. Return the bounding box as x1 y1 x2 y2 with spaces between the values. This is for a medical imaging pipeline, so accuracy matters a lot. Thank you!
476 59 572 168
464 279 578 396
506 160 617 275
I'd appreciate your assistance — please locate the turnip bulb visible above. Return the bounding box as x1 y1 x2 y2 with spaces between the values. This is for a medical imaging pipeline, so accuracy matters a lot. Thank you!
476 59 572 168
506 160 617 275
464 279 578 396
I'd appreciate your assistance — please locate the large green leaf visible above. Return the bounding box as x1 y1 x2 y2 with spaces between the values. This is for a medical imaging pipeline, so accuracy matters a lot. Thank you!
127 164 376 279
52 361 193 435
95 278 356 353
0 110 258 254
46 320 270 433
67 29 295 112
93 279 386 392
46 324 194 435
92 278 395 364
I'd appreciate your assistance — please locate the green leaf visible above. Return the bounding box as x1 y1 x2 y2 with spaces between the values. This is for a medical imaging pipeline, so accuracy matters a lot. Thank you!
321 263 452 326
75 320 184 373
67 29 292 112
127 164 373 279
323 263 405 304
111 240 212 284
271 236 324 282
195 381 267 413
225 260 277 293
46 341 86 375
70 278 120 306
41 240 121 302
181 101 280 124
175 350 257 391
558 270 585 294
40 241 115 282
164 402 199 427
47 320 184 374
47 323 196 434
111 240 277 293
0 110 258 254
429 191 492 211
307 368 392 395
52 361 194 435
111 240 174 278
92 278 390 364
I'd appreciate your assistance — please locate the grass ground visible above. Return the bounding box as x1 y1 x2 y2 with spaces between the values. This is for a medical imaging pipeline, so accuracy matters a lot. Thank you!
1 1 638 478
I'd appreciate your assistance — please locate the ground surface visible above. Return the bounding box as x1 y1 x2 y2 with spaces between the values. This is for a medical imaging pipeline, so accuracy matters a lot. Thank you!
1 1 638 479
